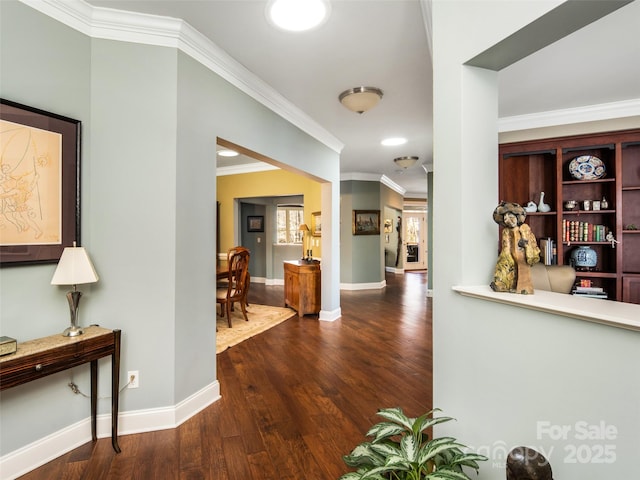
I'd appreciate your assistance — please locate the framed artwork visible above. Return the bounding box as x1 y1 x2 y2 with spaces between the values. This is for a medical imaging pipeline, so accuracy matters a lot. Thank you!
311 211 321 237
247 215 264 232
352 210 380 235
0 99 81 266
384 218 393 233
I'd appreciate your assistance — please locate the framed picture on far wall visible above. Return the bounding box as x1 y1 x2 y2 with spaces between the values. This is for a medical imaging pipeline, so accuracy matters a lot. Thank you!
352 210 380 235
247 215 264 232
0 99 81 266
311 211 321 237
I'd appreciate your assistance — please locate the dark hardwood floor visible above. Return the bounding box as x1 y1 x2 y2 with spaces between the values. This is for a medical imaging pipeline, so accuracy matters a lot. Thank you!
19 272 432 480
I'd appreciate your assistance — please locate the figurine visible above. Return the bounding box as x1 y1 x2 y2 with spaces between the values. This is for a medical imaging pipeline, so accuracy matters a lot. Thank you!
537 191 551 212
491 202 540 294
524 201 537 213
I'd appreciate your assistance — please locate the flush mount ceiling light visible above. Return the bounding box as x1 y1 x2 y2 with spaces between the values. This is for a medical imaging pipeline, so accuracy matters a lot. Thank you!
267 0 331 32
381 137 407 146
339 87 383 114
217 149 239 157
394 156 419 169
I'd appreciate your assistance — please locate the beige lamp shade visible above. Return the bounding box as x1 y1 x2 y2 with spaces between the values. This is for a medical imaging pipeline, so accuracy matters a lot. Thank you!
299 224 310 232
339 87 383 114
51 245 99 285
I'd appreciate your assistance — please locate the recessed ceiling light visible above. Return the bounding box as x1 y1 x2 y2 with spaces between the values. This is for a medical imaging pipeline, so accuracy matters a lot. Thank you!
218 149 239 157
381 137 407 146
266 0 330 32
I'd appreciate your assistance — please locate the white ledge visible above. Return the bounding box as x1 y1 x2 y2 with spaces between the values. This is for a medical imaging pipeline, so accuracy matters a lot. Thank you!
452 285 640 333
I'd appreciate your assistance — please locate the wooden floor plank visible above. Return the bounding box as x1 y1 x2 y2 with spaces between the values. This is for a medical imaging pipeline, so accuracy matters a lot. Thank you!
18 272 431 479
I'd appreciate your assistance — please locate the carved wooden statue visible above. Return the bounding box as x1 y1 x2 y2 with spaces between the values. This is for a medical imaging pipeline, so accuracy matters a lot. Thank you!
491 202 540 294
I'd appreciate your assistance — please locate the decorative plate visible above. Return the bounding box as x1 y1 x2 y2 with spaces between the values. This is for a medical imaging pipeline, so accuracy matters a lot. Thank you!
569 155 606 180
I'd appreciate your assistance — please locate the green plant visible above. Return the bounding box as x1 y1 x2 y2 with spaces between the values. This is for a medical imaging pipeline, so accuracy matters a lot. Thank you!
340 407 487 480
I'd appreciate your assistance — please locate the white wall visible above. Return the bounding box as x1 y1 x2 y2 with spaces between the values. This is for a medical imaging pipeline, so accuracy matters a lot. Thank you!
432 2 640 479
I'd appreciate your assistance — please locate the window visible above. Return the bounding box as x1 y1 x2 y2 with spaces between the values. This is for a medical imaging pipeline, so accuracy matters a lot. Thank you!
276 205 304 244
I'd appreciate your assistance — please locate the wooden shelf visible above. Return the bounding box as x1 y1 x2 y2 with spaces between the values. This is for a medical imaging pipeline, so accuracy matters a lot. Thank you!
499 128 640 304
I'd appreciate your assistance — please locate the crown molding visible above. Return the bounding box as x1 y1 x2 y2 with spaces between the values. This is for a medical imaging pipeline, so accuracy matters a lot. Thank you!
498 98 640 132
216 162 279 177
19 0 344 154
340 173 406 196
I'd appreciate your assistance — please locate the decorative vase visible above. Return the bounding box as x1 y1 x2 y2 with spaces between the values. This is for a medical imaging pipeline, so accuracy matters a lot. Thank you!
601 196 609 209
571 246 598 270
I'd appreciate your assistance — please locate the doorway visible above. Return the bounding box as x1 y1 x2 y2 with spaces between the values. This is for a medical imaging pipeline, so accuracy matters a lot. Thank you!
403 211 427 270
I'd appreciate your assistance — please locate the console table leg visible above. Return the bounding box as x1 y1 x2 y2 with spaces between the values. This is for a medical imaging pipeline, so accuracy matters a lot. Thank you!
112 329 122 453
90 360 97 442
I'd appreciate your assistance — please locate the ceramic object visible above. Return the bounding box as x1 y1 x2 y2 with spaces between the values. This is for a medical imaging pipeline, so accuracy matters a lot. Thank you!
571 246 598 269
601 196 609 209
564 200 577 210
537 192 551 212
525 201 537 213
569 155 606 180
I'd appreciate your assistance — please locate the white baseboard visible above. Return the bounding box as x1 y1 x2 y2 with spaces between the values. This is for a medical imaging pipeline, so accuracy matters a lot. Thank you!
319 307 341 321
340 280 387 290
385 266 404 274
0 381 220 480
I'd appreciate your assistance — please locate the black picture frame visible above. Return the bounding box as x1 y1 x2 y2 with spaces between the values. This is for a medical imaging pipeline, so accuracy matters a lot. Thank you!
0 99 81 266
247 215 264 232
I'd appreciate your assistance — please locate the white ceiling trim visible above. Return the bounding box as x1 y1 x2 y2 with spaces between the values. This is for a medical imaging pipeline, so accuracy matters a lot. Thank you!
19 0 344 154
340 173 406 196
498 98 640 132
216 163 279 177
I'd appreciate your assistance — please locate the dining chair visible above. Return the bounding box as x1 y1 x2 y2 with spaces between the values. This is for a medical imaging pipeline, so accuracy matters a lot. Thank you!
218 246 251 307
216 249 250 327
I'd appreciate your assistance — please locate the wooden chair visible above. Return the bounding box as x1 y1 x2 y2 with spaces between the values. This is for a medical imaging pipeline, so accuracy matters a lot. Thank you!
218 246 251 307
216 249 250 327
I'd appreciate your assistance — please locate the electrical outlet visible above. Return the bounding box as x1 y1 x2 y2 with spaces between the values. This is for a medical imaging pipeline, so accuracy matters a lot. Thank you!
128 370 139 389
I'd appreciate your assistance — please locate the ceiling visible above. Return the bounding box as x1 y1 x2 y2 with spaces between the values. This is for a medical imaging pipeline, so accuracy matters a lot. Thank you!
85 0 640 197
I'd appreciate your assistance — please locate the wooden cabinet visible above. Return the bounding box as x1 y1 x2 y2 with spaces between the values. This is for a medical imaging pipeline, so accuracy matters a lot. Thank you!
284 260 321 317
499 129 640 304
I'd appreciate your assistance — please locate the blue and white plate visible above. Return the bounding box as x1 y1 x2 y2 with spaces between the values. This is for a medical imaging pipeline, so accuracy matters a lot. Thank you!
569 155 606 180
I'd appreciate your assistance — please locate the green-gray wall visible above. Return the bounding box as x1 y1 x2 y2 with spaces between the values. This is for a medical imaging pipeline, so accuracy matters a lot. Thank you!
0 0 339 458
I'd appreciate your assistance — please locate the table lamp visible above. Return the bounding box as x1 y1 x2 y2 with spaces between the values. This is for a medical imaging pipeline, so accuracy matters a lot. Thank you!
299 223 311 261
51 242 99 337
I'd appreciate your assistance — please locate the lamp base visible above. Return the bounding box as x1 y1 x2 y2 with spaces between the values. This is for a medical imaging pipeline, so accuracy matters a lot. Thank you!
62 325 84 337
62 290 84 337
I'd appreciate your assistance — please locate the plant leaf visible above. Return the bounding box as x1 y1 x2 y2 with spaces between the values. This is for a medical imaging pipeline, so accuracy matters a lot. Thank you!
424 469 472 480
339 473 365 480
417 438 463 465
376 407 414 430
343 442 386 467
400 434 419 463
367 421 407 442
370 441 402 459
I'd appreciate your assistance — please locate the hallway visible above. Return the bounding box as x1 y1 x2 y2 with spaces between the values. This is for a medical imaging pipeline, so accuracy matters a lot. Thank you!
20 272 432 480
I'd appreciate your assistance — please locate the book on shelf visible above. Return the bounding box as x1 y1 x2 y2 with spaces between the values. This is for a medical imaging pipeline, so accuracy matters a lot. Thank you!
571 292 608 299
574 286 604 293
539 237 556 265
563 220 609 242
571 286 608 298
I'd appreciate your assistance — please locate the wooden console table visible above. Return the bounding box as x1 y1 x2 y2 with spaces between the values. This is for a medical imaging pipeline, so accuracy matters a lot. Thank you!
0 326 122 453
284 260 321 317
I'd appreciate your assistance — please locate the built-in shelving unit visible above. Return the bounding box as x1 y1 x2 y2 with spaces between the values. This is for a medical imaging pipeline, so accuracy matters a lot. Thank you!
499 129 640 304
